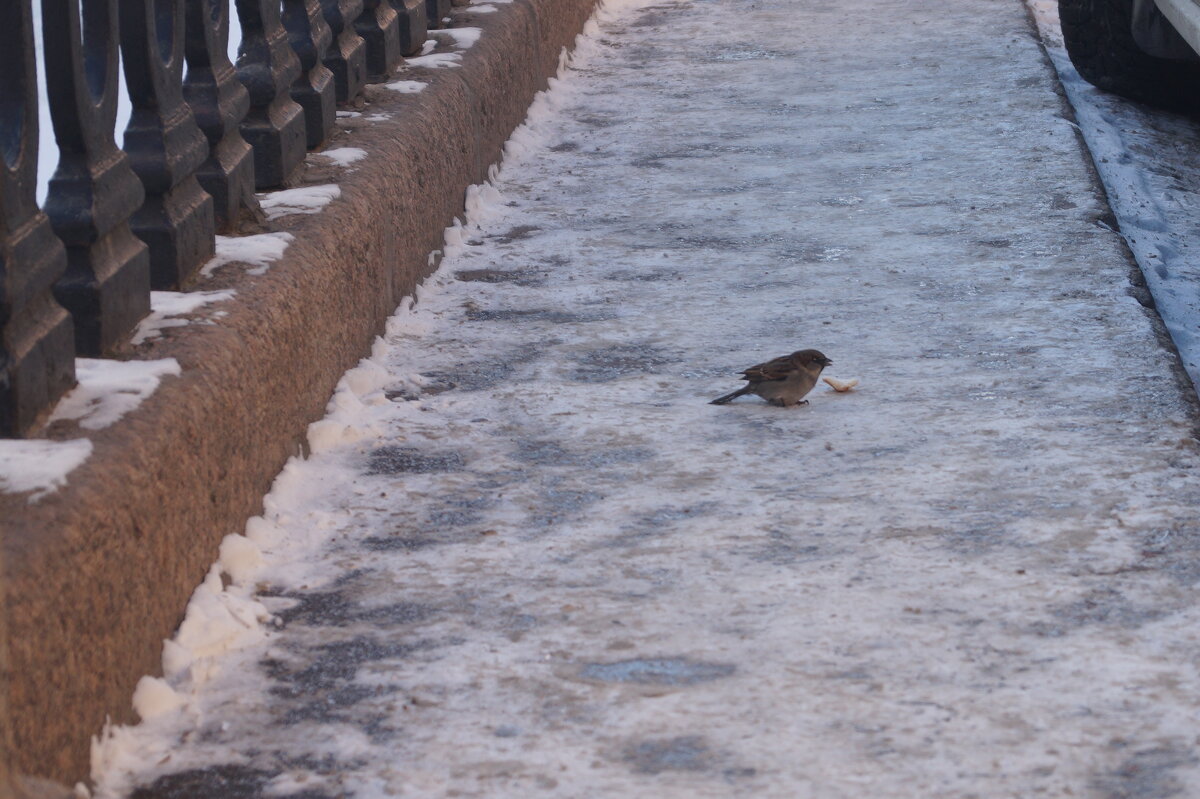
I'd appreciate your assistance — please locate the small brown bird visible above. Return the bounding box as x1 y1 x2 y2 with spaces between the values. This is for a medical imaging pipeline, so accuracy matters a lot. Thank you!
710 349 833 407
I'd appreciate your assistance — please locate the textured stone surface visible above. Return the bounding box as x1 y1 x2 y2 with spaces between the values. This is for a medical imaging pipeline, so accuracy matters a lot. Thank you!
0 0 596 782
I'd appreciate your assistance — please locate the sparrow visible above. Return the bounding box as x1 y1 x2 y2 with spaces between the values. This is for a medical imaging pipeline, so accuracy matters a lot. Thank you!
710 349 833 407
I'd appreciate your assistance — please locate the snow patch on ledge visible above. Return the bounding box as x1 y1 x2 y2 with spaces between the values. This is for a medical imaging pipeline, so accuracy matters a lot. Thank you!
0 438 93 501
49 359 182 431
257 185 341 220
132 290 238 346
317 147 367 167
201 232 295 278
405 52 463 69
431 27 481 49
384 79 427 93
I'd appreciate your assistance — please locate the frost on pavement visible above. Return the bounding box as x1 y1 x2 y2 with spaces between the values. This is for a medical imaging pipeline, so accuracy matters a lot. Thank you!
93 0 1200 796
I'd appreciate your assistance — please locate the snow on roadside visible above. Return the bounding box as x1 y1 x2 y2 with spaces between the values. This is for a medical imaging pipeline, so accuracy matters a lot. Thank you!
1027 0 1200 392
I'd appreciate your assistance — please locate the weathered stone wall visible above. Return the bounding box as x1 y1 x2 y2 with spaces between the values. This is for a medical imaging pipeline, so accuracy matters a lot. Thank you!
0 0 597 782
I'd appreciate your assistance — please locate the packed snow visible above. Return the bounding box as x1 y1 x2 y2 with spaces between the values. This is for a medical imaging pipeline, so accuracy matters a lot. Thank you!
317 147 369 167
131 291 238 346
384 80 428 93
0 439 93 501
89 0 1200 796
430 27 482 49
1027 0 1200 395
404 52 463 69
48 359 182 431
201 232 296 278
257 186 342 221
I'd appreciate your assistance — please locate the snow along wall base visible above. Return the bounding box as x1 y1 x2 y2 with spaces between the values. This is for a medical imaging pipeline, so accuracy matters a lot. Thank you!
0 0 597 783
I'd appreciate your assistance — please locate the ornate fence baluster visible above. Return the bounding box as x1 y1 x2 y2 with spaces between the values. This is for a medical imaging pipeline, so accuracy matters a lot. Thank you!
184 0 256 232
234 0 307 188
320 0 366 103
392 0 427 57
0 0 75 436
282 0 337 148
122 0 216 289
426 0 449 30
43 0 151 355
355 0 401 80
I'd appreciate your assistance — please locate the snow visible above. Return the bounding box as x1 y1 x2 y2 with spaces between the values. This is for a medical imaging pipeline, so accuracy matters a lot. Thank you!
49 359 182 431
130 678 184 722
89 0 1200 795
317 147 368 167
404 52 463 69
384 80 428 93
256 186 341 220
131 290 237 345
201 232 295 278
430 27 481 49
1027 0 1200 395
0 439 93 501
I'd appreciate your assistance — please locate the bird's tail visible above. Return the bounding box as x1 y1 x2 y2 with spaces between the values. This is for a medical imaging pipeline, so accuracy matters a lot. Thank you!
710 386 751 405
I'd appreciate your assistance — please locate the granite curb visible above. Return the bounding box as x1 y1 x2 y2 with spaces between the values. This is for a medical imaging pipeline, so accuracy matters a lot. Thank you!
0 0 597 783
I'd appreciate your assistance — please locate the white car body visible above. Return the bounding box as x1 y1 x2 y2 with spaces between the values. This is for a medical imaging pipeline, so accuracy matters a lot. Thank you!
1135 0 1200 57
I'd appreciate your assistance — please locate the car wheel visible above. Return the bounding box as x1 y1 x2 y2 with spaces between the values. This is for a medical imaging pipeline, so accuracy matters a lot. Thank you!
1058 0 1200 114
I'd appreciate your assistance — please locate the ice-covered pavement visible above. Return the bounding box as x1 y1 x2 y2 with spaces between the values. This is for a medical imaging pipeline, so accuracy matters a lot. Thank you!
92 0 1200 796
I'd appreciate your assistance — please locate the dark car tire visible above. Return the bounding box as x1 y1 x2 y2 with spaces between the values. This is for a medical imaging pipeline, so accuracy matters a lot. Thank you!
1059 0 1200 114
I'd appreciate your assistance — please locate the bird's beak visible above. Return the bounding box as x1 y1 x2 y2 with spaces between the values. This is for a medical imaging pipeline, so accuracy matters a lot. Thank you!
821 358 833 367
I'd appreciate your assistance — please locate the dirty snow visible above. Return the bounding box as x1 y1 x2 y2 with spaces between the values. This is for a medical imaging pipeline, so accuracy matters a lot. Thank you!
131 291 238 346
91 0 1200 796
49 359 181 431
201 232 296 278
0 439 93 501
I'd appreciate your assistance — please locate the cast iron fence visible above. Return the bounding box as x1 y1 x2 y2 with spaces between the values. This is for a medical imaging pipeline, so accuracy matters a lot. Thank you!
1 0 451 437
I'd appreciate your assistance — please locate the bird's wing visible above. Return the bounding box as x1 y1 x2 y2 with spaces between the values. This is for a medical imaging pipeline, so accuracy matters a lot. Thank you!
740 355 794 382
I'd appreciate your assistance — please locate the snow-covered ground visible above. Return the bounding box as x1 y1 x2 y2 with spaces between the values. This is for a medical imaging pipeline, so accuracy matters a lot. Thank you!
1028 0 1200 397
90 0 1200 796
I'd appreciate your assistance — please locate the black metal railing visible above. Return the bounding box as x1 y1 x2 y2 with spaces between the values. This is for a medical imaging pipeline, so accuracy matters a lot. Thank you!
1 0 432 437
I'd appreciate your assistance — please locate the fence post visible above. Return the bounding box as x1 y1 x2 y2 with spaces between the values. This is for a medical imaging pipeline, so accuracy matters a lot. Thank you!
355 0 402 81
0 0 75 437
184 0 257 233
391 0 427 57
426 0 449 30
320 0 367 103
234 0 308 189
282 0 338 149
42 0 151 356
121 0 216 289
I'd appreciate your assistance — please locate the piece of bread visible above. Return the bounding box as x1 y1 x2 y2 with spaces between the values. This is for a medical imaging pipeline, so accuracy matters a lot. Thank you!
823 376 859 392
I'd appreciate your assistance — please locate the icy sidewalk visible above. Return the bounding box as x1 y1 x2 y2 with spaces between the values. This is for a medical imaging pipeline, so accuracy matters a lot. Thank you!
94 0 1200 796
